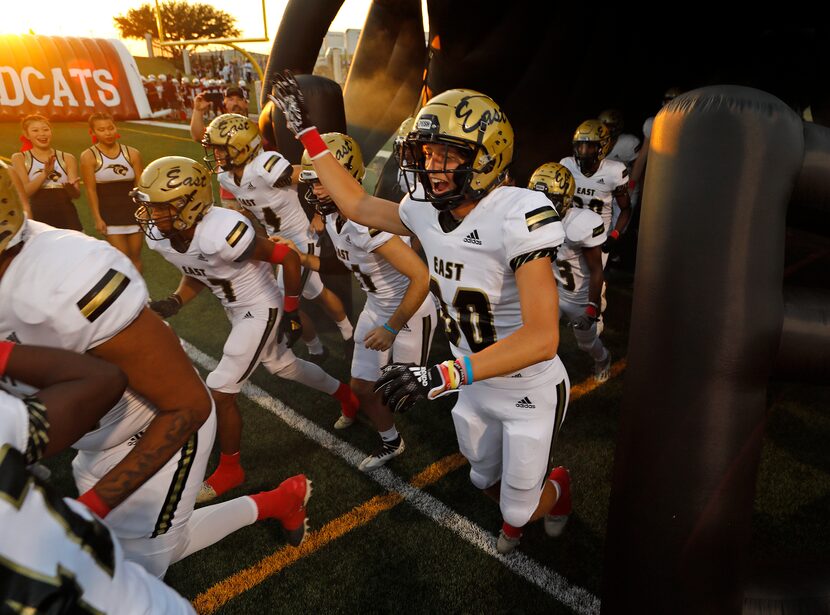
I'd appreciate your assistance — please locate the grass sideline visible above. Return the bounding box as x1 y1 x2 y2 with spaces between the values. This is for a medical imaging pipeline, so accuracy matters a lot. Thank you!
1 120 828 613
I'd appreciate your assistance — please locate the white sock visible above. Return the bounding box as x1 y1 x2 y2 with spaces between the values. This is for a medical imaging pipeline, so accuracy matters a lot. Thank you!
336 317 353 341
174 496 257 564
305 336 324 355
380 426 399 442
275 357 339 395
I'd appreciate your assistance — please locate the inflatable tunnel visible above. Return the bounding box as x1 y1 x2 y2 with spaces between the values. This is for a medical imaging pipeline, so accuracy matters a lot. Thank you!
261 9 830 612
0 34 150 121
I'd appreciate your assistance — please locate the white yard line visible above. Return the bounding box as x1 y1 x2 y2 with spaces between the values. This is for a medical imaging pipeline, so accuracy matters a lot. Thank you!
183 340 601 615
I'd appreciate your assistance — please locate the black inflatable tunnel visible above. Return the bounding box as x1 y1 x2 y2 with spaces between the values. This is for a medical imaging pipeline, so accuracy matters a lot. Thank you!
602 86 829 615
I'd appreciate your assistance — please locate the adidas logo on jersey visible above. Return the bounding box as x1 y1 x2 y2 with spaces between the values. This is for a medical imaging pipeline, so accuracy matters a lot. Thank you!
463 229 482 245
597 178 605 184
243 311 253 319
5 332 20 343
197 253 208 262
401 323 411 332
515 396 535 408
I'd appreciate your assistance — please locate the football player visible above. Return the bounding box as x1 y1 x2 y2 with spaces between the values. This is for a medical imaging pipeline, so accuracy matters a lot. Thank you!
0 342 195 613
134 156 358 501
279 133 436 471
528 163 612 382
0 165 310 577
271 74 572 554
559 119 631 258
202 114 355 364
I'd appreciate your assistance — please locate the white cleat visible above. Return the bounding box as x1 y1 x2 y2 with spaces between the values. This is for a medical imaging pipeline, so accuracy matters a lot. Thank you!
334 415 355 430
195 481 217 505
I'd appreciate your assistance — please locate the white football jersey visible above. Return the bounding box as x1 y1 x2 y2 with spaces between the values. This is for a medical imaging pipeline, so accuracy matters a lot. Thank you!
146 207 281 309
554 208 606 305
0 223 155 451
606 133 641 168
0 393 195 615
399 186 565 379
559 156 628 231
218 150 311 246
325 215 411 314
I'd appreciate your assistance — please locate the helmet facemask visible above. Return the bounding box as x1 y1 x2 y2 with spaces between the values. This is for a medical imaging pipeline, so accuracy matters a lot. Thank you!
398 137 483 211
528 162 575 218
573 141 602 175
132 191 198 242
202 144 236 174
299 169 338 217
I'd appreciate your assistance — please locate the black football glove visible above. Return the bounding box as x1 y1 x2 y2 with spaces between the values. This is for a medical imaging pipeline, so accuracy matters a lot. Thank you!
149 294 182 318
269 71 313 137
277 309 303 348
601 229 620 253
571 312 597 331
374 360 464 413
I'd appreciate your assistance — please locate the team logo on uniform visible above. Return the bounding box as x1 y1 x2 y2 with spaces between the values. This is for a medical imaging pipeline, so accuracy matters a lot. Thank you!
106 163 129 176
5 332 20 343
515 396 535 408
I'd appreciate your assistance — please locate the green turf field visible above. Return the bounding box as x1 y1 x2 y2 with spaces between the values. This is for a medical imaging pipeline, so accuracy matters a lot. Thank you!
2 121 828 614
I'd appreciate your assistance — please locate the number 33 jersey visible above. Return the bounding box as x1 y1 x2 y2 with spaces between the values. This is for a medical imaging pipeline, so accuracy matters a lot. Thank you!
399 186 565 377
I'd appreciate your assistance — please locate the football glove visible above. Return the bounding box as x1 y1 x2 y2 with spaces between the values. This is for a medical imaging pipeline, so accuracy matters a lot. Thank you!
601 229 620 253
149 294 182 318
571 302 600 330
374 360 465 413
270 71 313 137
277 309 303 348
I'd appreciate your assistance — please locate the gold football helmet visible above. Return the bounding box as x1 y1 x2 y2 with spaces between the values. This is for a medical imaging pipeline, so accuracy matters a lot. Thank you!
528 163 575 216
572 119 611 175
201 113 262 173
0 163 26 253
598 109 624 140
300 132 365 216
131 156 213 241
399 89 513 210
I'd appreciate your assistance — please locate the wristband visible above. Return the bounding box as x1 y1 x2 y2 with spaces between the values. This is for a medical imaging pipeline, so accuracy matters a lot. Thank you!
585 304 599 319
608 229 620 241
460 356 474 385
284 295 300 312
269 241 291 264
383 323 399 335
628 179 637 191
0 340 15 377
77 489 112 518
298 127 330 160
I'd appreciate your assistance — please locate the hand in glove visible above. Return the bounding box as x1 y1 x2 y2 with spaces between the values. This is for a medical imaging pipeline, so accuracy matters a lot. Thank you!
149 294 182 319
373 360 467 413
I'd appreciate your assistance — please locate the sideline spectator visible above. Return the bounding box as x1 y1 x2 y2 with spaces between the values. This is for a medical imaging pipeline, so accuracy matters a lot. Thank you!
80 113 144 272
11 114 82 231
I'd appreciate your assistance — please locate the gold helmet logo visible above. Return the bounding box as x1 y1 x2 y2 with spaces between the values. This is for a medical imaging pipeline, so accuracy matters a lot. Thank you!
0 163 26 253
300 133 364 215
131 156 213 240
573 119 611 174
202 113 262 173
403 89 513 210
528 162 575 215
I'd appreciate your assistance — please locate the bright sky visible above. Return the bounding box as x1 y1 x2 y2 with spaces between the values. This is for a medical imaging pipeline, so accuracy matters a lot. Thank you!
1 0 417 56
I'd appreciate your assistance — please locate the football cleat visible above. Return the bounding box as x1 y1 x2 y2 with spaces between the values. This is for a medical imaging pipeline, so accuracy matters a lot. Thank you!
594 351 612 384
277 475 313 547
544 466 572 538
196 482 217 505
307 345 330 366
333 414 355 430
358 436 405 471
496 522 522 554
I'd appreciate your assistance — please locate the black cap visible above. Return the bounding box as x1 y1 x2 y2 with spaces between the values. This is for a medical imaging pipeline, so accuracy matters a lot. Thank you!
224 85 246 98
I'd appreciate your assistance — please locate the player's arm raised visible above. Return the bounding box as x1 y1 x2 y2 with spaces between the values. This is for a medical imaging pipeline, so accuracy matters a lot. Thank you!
270 73 411 236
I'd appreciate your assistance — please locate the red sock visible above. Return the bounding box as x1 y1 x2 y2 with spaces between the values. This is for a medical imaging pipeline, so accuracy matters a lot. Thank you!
250 474 308 526
501 521 522 538
205 452 245 496
333 382 359 419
